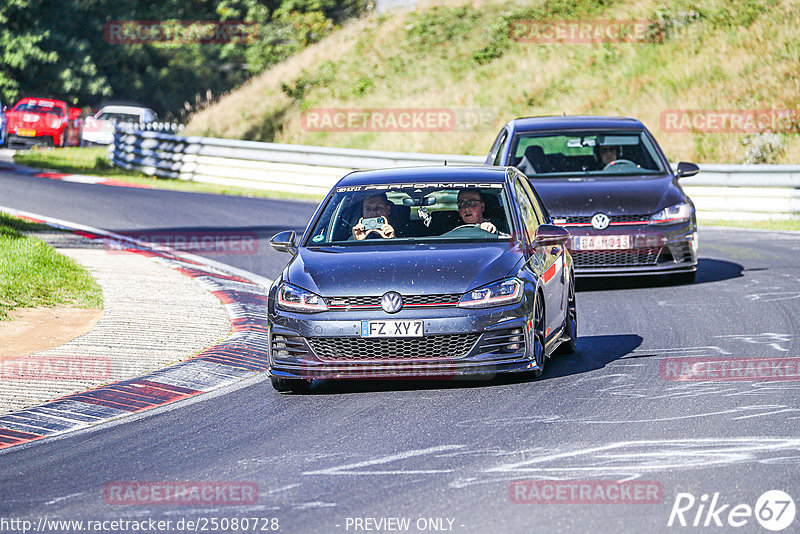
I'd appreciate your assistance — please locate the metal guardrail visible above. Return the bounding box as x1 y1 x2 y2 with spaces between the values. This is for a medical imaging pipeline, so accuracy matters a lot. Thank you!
110 128 482 195
133 122 185 134
111 129 799 219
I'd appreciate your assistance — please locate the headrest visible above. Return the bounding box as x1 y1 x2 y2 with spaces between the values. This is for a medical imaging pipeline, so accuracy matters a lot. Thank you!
525 145 545 160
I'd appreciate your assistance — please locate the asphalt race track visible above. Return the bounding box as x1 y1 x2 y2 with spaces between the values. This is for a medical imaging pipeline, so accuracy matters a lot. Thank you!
1 164 799 533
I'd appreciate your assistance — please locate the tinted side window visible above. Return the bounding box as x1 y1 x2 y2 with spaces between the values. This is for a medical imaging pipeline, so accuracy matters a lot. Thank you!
519 178 547 224
514 178 540 242
491 131 509 166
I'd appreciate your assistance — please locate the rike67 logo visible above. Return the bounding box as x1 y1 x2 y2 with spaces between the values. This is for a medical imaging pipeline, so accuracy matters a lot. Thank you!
668 490 795 531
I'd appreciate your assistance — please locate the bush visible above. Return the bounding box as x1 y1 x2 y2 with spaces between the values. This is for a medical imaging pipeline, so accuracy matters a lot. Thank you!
645 7 701 43
473 13 515 65
281 61 338 101
404 6 477 48
741 133 785 164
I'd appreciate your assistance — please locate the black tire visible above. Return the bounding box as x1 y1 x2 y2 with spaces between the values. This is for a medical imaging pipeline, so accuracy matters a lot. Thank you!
671 270 697 285
556 272 577 354
270 376 312 393
527 295 546 379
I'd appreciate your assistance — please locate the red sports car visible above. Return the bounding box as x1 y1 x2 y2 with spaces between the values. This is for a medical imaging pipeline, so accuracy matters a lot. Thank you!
6 98 83 147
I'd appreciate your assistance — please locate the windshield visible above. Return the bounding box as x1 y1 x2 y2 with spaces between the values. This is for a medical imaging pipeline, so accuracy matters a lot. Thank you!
510 130 666 177
306 183 513 245
12 102 65 117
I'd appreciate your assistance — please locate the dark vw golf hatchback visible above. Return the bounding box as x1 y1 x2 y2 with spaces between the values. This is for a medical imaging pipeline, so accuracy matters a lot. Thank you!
487 116 699 280
267 166 576 392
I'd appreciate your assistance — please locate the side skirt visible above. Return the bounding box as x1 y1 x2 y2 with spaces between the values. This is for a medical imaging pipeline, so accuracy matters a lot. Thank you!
544 322 567 357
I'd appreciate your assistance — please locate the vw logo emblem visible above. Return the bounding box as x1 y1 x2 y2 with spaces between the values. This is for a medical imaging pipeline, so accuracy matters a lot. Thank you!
591 212 610 230
381 292 403 314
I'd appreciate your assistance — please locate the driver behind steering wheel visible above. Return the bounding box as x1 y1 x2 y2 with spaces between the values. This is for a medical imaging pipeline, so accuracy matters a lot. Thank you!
352 193 398 240
595 143 620 169
457 189 498 234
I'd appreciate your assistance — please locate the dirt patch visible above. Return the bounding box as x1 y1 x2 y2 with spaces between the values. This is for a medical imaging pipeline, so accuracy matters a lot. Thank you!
0 308 103 360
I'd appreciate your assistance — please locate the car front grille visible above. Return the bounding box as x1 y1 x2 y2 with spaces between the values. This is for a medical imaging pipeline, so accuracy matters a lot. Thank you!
572 247 661 267
556 214 650 225
308 334 480 361
326 294 461 309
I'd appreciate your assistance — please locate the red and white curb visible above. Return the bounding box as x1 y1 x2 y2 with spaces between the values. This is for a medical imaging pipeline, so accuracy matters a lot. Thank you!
0 206 274 451
32 170 154 189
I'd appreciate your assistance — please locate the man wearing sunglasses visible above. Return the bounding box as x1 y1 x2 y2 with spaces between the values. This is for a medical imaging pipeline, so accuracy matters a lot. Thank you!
457 189 498 234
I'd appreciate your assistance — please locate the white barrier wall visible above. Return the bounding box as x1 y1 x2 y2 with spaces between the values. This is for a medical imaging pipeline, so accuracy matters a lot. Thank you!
111 129 800 219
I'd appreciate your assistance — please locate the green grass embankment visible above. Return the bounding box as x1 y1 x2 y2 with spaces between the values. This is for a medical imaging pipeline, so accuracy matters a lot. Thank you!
186 0 800 164
0 213 103 319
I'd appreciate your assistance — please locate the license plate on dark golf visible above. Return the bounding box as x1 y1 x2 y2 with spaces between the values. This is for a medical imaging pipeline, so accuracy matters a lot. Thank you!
361 320 424 338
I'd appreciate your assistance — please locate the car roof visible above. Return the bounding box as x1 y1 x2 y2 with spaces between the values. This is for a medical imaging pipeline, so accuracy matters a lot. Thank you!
336 165 511 187
506 115 645 132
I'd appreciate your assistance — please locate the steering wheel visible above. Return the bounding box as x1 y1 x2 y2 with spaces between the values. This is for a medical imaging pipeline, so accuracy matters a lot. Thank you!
363 230 387 239
442 224 496 237
602 159 638 171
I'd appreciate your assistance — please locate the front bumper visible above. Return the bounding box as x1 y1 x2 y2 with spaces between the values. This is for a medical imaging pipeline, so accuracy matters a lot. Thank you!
8 132 58 147
563 221 697 277
268 304 537 380
82 131 113 145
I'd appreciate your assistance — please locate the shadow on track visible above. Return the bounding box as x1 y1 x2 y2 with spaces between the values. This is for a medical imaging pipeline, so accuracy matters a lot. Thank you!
541 333 643 379
576 258 743 292
294 334 643 395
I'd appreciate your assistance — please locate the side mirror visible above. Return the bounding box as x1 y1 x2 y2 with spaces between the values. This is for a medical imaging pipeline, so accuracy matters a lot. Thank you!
270 230 297 255
535 224 570 247
68 107 81 120
675 161 699 179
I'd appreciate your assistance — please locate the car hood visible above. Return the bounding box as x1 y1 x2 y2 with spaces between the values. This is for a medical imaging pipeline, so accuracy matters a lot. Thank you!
6 110 61 126
83 119 115 136
531 175 681 217
7 110 44 121
286 242 524 296
85 118 114 129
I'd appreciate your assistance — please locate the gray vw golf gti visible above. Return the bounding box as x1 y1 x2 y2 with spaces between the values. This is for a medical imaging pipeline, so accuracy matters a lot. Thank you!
487 116 699 281
267 166 576 392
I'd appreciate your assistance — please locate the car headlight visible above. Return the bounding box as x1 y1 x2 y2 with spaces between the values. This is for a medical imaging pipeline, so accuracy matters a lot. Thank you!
49 117 62 128
458 278 523 309
649 202 693 225
276 283 327 313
